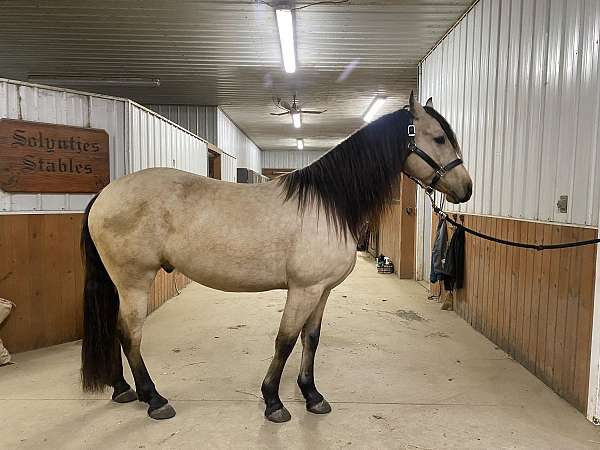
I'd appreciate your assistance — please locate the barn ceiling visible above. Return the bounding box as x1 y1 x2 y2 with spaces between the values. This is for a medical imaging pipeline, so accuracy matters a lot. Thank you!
0 0 473 152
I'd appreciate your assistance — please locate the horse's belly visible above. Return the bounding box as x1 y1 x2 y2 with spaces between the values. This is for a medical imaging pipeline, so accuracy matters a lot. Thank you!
167 230 290 292
179 258 287 292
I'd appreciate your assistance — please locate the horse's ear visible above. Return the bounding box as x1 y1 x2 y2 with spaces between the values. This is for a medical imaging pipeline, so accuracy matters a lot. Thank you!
426 97 433 108
409 91 416 111
409 90 425 116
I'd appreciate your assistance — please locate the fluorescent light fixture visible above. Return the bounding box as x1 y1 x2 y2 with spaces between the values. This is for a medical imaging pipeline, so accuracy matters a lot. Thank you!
275 9 296 73
292 111 302 128
27 76 161 88
363 96 387 122
297 138 304 150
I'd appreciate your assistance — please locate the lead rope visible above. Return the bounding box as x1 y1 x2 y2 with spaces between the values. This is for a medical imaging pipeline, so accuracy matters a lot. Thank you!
425 190 600 251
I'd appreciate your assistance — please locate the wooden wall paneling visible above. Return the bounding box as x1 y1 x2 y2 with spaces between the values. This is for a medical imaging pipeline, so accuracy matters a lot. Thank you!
526 223 545 374
0 214 86 352
1 216 29 351
430 213 596 413
536 224 554 383
553 227 575 394
520 223 536 370
575 228 596 411
465 215 474 324
543 226 562 385
474 218 485 334
472 215 480 326
513 223 526 363
457 218 464 317
488 218 499 340
496 219 508 349
488 218 500 342
479 218 490 337
482 217 494 337
508 222 521 359
478 217 488 337
561 226 585 404
502 220 516 353
465 215 476 325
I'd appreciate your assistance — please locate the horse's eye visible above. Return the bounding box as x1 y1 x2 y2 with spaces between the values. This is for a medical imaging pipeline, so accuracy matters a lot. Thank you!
434 136 445 145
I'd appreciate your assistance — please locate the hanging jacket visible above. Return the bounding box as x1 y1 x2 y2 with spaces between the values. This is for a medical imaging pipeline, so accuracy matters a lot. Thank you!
442 227 465 291
430 218 448 283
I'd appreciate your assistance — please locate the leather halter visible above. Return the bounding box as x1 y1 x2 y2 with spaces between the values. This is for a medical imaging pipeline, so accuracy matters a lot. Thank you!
405 122 463 194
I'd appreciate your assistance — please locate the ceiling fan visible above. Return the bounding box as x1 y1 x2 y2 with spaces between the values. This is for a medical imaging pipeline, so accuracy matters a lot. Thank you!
270 94 327 116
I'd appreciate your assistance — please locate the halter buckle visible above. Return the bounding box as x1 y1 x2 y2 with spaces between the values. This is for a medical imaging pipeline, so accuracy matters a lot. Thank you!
407 124 416 137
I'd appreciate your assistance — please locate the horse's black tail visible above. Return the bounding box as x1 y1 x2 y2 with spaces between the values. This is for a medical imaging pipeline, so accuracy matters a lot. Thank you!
81 194 120 392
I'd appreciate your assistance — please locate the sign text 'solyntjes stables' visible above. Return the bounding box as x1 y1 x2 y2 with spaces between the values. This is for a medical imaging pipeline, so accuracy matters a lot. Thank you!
0 119 110 193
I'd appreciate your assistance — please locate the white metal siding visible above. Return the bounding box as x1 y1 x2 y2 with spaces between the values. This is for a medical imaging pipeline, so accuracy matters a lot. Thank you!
261 150 325 169
420 0 600 227
217 108 261 173
221 153 237 183
0 79 209 213
128 103 207 176
145 104 218 144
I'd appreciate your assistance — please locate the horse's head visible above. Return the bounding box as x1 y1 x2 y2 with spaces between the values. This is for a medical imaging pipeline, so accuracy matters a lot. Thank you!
403 92 472 204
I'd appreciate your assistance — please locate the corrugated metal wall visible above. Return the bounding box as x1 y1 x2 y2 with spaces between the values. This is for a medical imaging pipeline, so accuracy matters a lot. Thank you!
221 152 237 183
129 103 207 176
420 0 600 227
145 104 218 144
261 150 326 169
217 108 261 173
0 79 209 213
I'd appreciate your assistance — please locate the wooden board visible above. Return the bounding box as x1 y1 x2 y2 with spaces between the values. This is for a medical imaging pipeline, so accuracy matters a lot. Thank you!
0 119 109 193
0 213 190 353
437 213 597 414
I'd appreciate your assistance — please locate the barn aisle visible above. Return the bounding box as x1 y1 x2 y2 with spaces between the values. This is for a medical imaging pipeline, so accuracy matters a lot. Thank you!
0 253 598 449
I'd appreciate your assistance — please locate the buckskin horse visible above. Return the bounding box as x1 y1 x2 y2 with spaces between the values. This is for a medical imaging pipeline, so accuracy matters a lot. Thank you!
80 93 472 422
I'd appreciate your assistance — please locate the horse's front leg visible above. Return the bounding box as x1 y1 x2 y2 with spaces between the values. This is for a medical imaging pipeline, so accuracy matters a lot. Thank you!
298 289 332 414
261 285 324 423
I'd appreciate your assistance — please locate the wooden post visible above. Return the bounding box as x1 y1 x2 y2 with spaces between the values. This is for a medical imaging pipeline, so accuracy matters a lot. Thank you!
397 175 416 279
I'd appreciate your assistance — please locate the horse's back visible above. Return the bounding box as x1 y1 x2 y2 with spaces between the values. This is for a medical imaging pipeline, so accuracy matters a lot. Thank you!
88 168 296 291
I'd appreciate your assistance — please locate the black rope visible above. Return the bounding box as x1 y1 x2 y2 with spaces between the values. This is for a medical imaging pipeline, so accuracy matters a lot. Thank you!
431 206 600 252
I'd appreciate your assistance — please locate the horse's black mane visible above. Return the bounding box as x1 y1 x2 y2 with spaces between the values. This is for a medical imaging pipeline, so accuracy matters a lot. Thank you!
280 108 414 241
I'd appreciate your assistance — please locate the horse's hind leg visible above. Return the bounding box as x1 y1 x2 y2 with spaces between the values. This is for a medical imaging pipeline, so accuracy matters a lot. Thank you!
261 285 324 423
298 289 331 415
117 283 176 420
110 338 137 403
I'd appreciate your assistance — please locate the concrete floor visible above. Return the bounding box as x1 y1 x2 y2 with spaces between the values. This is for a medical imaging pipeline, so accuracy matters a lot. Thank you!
1 253 600 449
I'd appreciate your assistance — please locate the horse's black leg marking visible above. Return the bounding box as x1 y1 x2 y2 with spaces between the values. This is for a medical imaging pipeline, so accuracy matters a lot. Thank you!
298 290 331 414
261 334 298 423
118 322 175 420
261 286 325 423
111 337 137 403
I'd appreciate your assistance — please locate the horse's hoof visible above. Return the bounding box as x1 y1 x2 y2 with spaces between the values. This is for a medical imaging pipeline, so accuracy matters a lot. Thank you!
266 406 291 423
148 403 176 420
112 389 138 403
307 399 332 415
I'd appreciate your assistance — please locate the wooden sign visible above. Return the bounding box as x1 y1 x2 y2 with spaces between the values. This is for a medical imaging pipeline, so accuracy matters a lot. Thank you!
0 119 110 193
